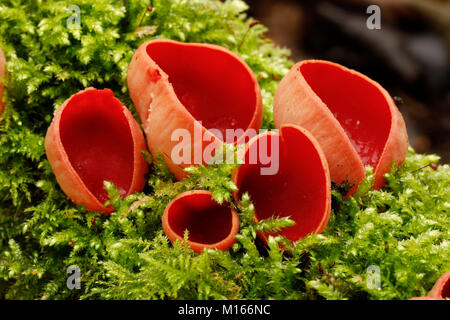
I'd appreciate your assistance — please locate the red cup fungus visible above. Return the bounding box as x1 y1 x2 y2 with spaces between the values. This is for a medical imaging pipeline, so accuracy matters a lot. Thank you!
410 272 450 300
127 39 263 180
162 190 240 253
427 271 450 300
274 60 409 192
232 124 331 243
45 88 148 213
0 48 6 117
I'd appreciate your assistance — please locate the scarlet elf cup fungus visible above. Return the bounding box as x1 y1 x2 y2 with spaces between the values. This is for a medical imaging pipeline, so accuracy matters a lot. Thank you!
232 125 331 243
274 60 409 192
427 271 450 300
45 88 148 213
162 190 240 253
127 39 263 180
410 272 450 300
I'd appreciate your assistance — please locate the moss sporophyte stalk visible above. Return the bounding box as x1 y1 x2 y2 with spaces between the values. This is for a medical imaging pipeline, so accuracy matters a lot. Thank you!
0 0 448 300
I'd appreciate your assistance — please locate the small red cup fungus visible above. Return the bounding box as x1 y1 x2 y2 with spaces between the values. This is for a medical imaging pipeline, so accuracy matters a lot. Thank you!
162 190 240 253
127 39 263 180
427 271 450 300
0 48 6 117
274 60 409 192
45 88 148 213
410 272 450 300
232 124 331 243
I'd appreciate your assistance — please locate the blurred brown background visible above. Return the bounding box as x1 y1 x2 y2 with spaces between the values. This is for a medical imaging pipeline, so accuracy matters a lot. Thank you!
247 0 450 163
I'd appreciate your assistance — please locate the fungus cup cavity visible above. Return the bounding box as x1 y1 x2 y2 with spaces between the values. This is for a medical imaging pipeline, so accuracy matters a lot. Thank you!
128 39 263 180
232 124 331 243
45 88 148 213
162 190 240 253
274 60 409 192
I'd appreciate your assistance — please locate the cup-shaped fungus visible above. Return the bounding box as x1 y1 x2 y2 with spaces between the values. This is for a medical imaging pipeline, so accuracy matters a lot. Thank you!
127 39 263 180
427 272 450 300
274 60 409 192
232 125 331 243
410 272 450 300
162 190 240 253
0 48 6 117
45 88 148 213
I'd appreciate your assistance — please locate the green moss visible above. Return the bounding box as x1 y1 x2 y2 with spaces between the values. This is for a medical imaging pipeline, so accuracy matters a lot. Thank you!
0 0 448 300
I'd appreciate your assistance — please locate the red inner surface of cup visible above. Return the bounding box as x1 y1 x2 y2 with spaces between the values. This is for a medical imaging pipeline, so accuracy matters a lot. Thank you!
236 127 328 241
167 193 233 245
146 42 256 142
59 90 134 204
440 278 450 299
300 62 392 169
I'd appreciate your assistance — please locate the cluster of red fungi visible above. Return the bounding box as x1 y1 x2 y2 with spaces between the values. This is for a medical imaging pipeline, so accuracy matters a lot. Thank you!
3 40 411 248
0 42 447 299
